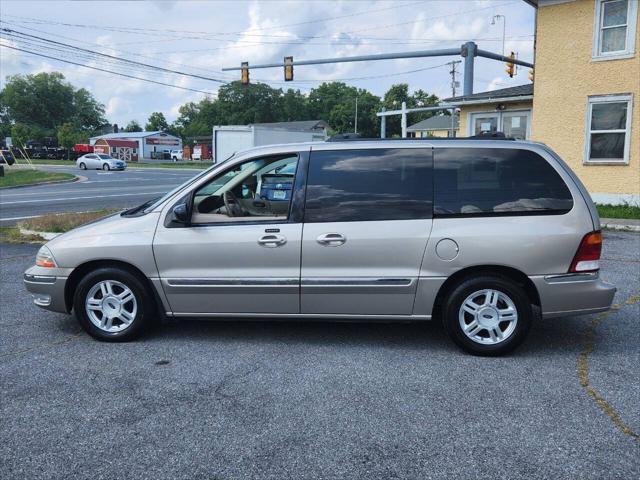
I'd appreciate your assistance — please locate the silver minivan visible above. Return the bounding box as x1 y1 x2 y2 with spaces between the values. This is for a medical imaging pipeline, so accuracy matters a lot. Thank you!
24 139 616 355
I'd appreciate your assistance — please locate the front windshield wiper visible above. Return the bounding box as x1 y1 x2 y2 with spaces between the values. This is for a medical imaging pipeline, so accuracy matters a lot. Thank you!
121 197 159 217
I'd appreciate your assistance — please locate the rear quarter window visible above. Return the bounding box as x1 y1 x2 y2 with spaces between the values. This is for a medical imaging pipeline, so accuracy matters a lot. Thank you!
434 148 573 217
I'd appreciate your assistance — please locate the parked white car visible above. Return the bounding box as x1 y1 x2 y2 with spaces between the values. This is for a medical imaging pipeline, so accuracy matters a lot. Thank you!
77 154 126 171
170 149 183 161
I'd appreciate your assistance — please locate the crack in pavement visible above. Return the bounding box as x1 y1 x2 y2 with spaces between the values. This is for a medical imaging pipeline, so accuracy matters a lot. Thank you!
577 293 640 441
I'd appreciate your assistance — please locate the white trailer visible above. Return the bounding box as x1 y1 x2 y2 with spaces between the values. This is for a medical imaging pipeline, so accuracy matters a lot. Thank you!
213 122 328 164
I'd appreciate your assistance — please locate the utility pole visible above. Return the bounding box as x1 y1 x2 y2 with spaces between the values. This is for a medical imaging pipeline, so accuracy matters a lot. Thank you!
354 94 358 134
447 60 461 137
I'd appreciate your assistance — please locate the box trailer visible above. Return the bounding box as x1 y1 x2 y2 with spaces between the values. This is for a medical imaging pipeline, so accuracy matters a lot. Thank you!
213 124 327 164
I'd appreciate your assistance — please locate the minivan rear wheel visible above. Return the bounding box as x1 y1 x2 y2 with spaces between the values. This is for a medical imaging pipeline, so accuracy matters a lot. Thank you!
442 275 532 356
73 267 154 341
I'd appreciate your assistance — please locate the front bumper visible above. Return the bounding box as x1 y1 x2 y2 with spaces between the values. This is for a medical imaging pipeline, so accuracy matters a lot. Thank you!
531 273 616 318
23 265 71 314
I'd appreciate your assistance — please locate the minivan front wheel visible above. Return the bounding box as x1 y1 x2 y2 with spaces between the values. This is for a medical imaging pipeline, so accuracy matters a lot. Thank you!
442 275 532 356
73 267 154 341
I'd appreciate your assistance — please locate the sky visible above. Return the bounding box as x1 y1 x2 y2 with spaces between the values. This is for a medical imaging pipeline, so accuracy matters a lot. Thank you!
0 0 536 127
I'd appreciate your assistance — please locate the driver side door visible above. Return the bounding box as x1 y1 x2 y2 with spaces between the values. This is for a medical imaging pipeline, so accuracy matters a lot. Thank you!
153 151 306 316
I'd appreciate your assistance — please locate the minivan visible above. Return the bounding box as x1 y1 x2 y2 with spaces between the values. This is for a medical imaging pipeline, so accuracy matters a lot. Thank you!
24 140 616 355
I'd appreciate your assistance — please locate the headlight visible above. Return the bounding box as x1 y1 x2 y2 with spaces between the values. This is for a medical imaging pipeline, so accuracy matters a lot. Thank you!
36 246 57 268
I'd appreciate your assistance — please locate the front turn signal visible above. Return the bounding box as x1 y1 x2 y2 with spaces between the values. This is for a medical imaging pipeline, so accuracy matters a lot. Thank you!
36 246 57 268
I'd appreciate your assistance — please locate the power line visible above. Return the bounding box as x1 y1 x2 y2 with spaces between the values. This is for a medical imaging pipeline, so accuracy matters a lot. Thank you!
1 2 427 41
0 28 228 84
0 43 218 96
2 3 525 47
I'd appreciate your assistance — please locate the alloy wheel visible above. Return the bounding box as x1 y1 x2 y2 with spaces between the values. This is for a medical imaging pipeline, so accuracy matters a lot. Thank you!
85 280 137 333
458 289 518 344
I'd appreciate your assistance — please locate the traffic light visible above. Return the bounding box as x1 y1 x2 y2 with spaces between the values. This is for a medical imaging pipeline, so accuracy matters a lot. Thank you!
284 56 293 81
529 68 534 82
241 62 249 85
505 52 515 78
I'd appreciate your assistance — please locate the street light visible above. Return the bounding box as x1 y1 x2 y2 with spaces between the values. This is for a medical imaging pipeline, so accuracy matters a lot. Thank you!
491 14 506 56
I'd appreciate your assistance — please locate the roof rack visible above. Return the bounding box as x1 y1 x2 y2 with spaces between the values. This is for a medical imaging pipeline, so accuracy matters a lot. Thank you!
325 132 515 142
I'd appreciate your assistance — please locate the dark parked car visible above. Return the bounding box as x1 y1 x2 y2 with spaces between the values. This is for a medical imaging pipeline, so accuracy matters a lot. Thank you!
1 149 16 165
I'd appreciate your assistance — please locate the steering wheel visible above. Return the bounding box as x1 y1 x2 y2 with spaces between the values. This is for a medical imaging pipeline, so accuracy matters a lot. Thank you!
223 190 245 217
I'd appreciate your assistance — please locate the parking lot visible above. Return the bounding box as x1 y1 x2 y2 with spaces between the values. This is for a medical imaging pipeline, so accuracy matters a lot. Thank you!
0 165 199 223
1 231 638 479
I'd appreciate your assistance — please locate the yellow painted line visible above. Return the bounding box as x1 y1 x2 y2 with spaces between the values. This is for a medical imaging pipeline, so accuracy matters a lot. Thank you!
577 293 640 441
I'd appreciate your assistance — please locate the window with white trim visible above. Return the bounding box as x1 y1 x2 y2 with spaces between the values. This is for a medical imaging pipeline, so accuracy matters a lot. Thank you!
585 94 633 164
593 0 638 59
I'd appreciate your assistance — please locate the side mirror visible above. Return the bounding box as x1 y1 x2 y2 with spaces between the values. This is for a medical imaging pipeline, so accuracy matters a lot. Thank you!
172 203 189 223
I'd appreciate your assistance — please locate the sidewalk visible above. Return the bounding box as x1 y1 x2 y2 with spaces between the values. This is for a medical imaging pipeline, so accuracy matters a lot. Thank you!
601 218 640 232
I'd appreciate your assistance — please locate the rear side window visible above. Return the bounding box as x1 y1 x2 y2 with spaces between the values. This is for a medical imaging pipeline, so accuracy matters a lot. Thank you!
304 148 433 223
434 148 573 216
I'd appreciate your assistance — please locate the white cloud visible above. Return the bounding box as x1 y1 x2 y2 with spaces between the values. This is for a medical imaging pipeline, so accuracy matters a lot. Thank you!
0 0 535 123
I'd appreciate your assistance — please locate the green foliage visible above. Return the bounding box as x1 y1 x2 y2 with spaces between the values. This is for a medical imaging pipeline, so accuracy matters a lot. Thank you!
596 203 640 220
381 83 442 137
57 122 87 150
10 123 31 148
145 111 169 132
124 120 142 132
1 72 105 133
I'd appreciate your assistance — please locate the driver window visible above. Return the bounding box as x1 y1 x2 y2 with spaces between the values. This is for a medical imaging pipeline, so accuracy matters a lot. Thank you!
191 155 298 224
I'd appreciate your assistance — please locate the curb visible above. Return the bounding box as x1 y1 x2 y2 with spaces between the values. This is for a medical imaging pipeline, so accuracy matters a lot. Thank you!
0 174 85 190
601 217 640 232
602 223 640 232
18 227 60 241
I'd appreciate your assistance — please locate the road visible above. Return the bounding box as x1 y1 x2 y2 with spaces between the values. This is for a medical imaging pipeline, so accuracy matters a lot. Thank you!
1 231 638 479
0 165 199 224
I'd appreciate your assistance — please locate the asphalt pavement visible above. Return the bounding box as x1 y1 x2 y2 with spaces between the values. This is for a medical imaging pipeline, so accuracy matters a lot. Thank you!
0 165 199 223
1 232 639 479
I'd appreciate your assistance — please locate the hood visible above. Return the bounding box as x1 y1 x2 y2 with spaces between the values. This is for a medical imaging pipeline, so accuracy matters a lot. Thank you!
46 211 160 250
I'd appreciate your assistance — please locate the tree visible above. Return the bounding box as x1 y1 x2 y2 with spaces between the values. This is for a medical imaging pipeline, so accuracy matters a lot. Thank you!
381 84 441 137
124 120 142 132
308 83 381 137
382 84 411 137
57 122 86 151
71 88 106 131
280 89 308 122
10 123 31 148
216 81 284 124
145 112 169 132
1 72 105 132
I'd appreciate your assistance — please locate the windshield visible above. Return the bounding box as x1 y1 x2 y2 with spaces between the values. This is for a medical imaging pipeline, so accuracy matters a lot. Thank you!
123 161 223 216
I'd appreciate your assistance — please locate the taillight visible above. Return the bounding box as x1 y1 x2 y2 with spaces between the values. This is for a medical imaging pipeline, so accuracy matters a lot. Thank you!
569 231 602 273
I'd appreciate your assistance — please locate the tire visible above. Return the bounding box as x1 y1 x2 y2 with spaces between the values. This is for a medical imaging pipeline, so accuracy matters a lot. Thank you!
79 162 86 170
102 163 110 171
441 275 532 356
73 267 156 342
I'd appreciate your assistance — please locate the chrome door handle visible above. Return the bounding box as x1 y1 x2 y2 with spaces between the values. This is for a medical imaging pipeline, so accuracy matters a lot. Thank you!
258 234 287 248
316 233 347 247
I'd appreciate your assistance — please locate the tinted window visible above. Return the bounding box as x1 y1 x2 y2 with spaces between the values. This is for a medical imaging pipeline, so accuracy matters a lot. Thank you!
434 148 573 216
304 148 432 223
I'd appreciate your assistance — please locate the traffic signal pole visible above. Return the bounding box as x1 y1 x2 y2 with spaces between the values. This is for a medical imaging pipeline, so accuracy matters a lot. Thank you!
223 42 534 96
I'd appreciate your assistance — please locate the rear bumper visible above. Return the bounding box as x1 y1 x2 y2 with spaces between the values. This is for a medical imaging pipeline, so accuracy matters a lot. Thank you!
531 273 616 318
23 266 70 314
